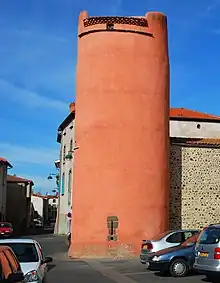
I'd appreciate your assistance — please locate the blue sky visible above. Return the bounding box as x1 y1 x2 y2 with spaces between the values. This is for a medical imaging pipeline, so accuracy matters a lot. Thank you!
0 0 220 193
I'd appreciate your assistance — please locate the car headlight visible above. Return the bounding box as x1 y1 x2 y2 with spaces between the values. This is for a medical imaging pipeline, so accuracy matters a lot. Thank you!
152 256 160 262
24 270 39 282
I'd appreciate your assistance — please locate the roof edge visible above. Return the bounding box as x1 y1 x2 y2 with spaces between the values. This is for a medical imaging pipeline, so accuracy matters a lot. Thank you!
7 175 34 185
0 158 13 169
170 108 220 121
170 116 220 123
57 111 75 143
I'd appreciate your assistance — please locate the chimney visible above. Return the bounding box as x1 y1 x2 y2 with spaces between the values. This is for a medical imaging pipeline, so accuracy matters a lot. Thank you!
69 102 75 113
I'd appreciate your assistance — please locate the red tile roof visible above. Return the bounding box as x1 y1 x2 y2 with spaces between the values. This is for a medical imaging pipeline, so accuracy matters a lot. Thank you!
69 102 75 113
7 175 34 185
32 193 58 199
170 108 220 120
0 158 12 168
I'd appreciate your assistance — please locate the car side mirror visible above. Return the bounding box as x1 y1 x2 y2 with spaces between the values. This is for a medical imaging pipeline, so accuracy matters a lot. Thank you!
7 272 24 282
41 256 53 264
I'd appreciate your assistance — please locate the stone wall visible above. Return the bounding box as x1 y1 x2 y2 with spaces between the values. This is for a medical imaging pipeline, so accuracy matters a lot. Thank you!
170 144 220 230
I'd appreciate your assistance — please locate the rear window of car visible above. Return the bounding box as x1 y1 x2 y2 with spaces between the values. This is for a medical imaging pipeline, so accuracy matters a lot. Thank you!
0 223 11 228
0 243 39 262
151 231 171 241
197 228 220 245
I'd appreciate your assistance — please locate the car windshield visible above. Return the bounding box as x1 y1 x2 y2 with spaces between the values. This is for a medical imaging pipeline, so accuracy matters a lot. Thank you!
151 231 171 241
0 243 39 262
181 233 199 247
197 228 220 245
0 223 11 228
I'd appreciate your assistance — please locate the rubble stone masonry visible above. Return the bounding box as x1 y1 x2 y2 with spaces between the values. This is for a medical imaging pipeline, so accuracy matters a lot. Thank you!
170 144 220 229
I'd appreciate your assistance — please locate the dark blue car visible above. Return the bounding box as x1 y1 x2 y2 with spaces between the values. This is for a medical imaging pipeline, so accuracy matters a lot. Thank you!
148 233 199 277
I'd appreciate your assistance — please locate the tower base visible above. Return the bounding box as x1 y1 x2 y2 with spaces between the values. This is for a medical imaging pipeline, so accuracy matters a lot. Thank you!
68 240 137 259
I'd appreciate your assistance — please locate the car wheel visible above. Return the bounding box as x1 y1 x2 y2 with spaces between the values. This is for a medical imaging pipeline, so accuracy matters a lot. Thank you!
169 259 189 277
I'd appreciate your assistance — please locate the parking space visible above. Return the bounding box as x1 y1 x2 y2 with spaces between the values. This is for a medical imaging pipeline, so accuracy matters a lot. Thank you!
96 259 206 283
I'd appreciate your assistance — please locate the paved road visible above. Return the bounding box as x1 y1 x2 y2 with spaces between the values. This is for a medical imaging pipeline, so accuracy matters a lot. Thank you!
30 234 208 283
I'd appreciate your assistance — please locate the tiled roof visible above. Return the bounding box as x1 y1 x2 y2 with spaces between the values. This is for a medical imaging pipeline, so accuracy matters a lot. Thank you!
7 175 34 185
170 108 220 120
0 157 12 168
185 139 220 146
69 102 75 113
32 193 58 199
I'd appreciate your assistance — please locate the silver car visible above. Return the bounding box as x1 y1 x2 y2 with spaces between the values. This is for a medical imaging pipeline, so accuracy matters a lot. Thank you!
140 229 199 264
194 224 220 281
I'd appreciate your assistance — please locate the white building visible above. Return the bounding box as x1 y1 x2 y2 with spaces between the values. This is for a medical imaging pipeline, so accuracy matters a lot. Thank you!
170 108 220 138
48 196 58 207
55 102 75 234
31 194 45 219
32 193 58 226
0 157 12 221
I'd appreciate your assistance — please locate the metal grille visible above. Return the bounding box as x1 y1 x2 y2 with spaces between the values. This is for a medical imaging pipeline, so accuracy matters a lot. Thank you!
83 16 148 28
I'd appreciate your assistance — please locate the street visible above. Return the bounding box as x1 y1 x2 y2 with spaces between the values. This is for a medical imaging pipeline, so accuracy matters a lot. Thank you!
29 234 209 283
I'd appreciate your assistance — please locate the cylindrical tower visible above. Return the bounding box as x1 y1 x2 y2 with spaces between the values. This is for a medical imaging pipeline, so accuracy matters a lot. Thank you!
69 11 170 258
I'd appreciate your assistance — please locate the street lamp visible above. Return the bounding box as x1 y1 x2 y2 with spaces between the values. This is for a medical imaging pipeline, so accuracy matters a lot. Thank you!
65 146 79 160
47 173 57 180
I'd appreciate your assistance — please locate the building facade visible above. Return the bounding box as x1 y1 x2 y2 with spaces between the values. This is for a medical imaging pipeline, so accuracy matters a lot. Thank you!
6 175 33 234
55 102 75 234
31 193 58 225
31 194 48 221
169 108 220 230
0 158 12 221
48 195 58 222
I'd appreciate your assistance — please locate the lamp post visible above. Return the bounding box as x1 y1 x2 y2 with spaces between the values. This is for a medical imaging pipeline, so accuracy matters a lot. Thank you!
47 173 57 180
65 146 79 161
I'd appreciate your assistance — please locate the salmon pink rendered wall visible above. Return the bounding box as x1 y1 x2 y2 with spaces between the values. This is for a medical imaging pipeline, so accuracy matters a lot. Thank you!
69 11 170 258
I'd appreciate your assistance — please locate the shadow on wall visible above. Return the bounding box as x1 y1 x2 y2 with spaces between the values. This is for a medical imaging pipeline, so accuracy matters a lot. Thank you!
169 144 182 230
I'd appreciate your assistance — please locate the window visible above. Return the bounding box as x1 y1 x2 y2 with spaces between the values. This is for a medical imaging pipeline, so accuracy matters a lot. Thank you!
0 223 12 228
166 232 184 243
61 173 65 195
184 231 198 241
198 228 220 245
151 231 171 241
107 216 118 241
0 243 39 263
68 170 72 206
53 199 56 204
107 23 114 30
63 145 66 162
70 139 73 152
181 234 199 247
